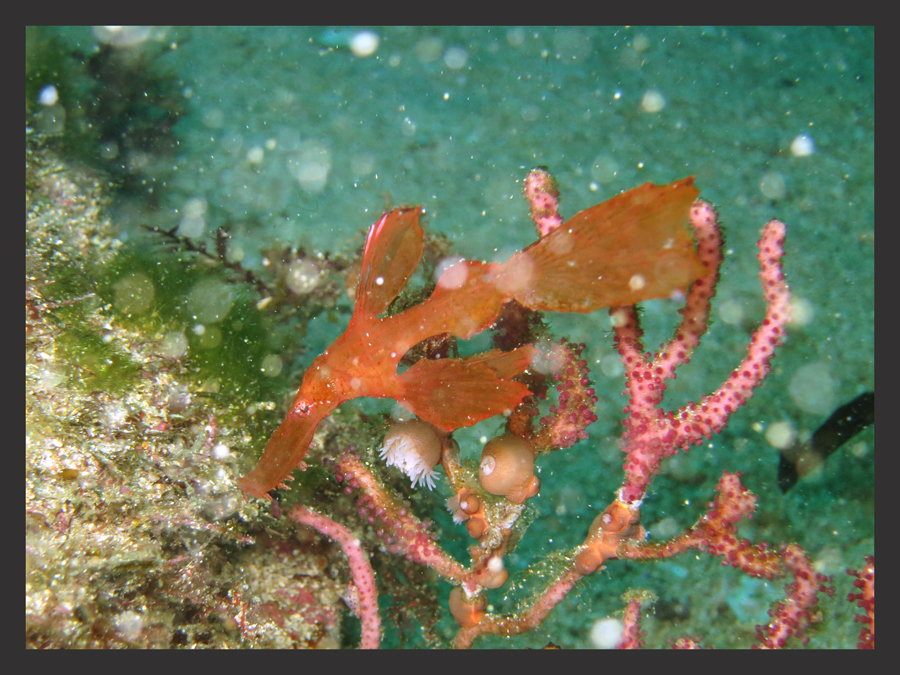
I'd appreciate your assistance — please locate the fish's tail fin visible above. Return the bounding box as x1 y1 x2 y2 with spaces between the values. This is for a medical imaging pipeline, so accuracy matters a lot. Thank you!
496 177 707 313
398 345 536 431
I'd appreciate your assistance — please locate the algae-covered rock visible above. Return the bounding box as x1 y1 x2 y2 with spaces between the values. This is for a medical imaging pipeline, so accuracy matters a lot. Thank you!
25 136 346 649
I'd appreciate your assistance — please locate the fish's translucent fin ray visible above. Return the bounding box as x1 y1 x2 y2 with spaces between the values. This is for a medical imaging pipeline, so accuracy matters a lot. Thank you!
355 207 424 319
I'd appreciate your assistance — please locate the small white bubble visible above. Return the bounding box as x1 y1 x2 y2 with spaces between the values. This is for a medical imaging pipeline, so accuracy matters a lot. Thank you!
260 354 283 377
628 274 646 291
444 47 468 69
225 242 244 264
849 441 868 459
651 516 679 539
161 331 188 358
600 354 625 378
38 84 58 106
788 297 814 327
434 256 465 281
789 362 836 415
93 26 151 47
790 134 815 157
195 324 222 350
632 34 650 52
246 146 264 164
186 278 234 324
717 298 744 326
291 140 332 194
640 89 666 113
401 117 417 137
202 108 225 129
609 308 629 328
590 617 625 649
506 27 526 46
415 36 443 63
765 420 797 450
99 141 119 160
113 272 155 316
33 104 66 135
286 260 321 294
177 214 205 239
184 197 208 217
759 172 787 200
350 31 379 58
590 154 618 184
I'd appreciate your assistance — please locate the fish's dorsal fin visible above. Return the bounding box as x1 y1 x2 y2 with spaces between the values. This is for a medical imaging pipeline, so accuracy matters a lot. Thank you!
355 206 424 319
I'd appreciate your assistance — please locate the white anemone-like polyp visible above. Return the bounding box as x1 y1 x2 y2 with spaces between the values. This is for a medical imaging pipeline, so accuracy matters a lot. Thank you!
378 420 443 490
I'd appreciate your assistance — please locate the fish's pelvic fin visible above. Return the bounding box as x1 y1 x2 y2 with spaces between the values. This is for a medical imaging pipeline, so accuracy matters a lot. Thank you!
398 345 536 431
236 407 324 499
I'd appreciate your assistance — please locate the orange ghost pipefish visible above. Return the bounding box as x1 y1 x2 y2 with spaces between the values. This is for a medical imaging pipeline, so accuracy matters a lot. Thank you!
237 177 708 500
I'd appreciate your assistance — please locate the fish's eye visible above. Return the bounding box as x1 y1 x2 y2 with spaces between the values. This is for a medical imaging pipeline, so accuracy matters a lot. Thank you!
292 400 312 417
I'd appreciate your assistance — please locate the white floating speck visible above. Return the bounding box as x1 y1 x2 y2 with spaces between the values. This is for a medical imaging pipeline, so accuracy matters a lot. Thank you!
38 85 58 106
640 89 666 113
790 134 815 157
759 171 787 200
590 617 625 649
350 31 379 58
444 47 468 69
246 146 264 164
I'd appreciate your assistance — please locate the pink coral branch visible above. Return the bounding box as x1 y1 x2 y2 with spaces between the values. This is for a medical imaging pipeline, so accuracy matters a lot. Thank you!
288 505 381 649
654 201 725 377
511 340 600 452
616 598 646 649
847 556 875 649
523 167 563 237
620 472 832 648
452 568 583 648
338 450 515 599
336 451 469 582
755 544 833 649
617 203 792 504
621 472 781 578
